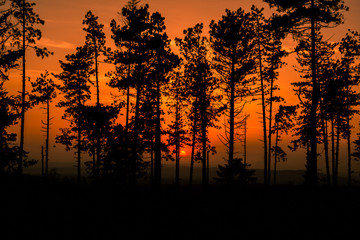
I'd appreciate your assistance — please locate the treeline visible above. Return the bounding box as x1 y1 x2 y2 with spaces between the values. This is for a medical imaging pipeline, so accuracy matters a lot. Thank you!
1 0 359 186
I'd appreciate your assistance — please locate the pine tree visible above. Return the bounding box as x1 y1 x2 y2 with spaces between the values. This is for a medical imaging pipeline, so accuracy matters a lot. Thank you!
10 0 52 173
264 0 348 185
55 46 93 183
177 23 222 186
339 30 360 186
83 10 108 176
109 1 152 183
30 71 58 177
210 9 255 183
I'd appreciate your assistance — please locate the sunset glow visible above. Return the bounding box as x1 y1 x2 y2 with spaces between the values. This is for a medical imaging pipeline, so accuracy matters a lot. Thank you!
2 0 360 175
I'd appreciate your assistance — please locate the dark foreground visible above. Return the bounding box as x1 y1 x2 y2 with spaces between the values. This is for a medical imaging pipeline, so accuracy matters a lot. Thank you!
1 175 359 240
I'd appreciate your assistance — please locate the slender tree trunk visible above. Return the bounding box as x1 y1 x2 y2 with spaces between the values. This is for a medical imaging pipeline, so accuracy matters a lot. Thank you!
322 118 330 185
19 0 26 174
189 99 198 186
244 116 247 165
175 101 180 185
201 85 207 186
45 100 50 177
229 62 235 179
154 78 162 186
77 123 81 183
259 43 267 185
273 123 279 185
331 117 335 185
207 150 210 184
347 118 351 186
94 44 101 177
77 74 82 183
132 84 141 184
150 137 154 185
307 0 319 185
126 75 130 131
268 74 274 185
346 83 352 186
334 120 340 186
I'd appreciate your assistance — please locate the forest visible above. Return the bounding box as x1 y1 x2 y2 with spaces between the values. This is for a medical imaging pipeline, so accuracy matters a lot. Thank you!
1 0 360 187
3 0 360 239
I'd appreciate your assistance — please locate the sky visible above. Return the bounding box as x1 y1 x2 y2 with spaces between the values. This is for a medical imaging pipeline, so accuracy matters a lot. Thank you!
5 0 360 175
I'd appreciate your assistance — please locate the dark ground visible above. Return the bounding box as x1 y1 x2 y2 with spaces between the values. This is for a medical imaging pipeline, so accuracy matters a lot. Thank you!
1 175 359 240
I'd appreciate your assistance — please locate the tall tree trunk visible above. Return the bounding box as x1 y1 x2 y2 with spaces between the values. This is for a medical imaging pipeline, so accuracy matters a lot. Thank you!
94 43 101 177
268 74 274 185
307 0 319 185
229 61 235 181
273 123 279 185
189 99 198 186
259 42 267 185
346 83 352 186
45 100 50 177
132 84 141 184
77 73 82 183
201 85 207 186
334 120 340 186
154 78 162 186
331 117 335 185
175 101 180 185
244 116 247 165
19 0 26 174
322 118 330 185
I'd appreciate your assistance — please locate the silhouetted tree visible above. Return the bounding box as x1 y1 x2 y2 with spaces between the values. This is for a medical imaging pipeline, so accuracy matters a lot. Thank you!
109 1 152 183
339 30 360 186
82 104 120 178
272 105 297 185
0 81 22 174
251 6 288 184
10 0 52 173
166 70 190 185
264 0 348 185
0 0 22 79
210 9 255 183
55 46 93 183
214 158 256 185
30 71 58 177
177 23 222 186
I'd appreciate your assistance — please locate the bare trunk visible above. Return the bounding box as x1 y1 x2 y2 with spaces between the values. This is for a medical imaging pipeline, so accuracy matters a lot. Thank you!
334 120 340 186
45 100 50 177
273 123 279 185
189 98 198 186
259 43 267 185
331 117 335 185
154 78 162 186
307 0 318 185
201 85 207 186
19 0 26 174
322 118 330 185
229 62 235 178
268 74 274 185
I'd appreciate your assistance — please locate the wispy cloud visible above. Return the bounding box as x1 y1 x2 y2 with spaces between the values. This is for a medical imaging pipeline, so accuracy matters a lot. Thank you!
38 38 76 49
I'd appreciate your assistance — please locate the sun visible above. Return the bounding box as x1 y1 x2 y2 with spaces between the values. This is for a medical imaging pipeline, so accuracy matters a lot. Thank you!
180 150 187 157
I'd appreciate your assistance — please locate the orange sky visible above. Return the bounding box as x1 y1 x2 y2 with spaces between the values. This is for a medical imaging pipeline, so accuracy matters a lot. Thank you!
5 0 360 174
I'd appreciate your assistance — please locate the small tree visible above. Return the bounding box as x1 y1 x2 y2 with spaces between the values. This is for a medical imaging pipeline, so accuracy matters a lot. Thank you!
30 71 58 177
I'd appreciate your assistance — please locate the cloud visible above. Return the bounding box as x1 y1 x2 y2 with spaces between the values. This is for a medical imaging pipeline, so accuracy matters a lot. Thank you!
38 38 76 49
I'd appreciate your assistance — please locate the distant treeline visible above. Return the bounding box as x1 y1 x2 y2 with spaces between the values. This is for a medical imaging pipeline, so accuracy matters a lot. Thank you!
0 0 359 186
